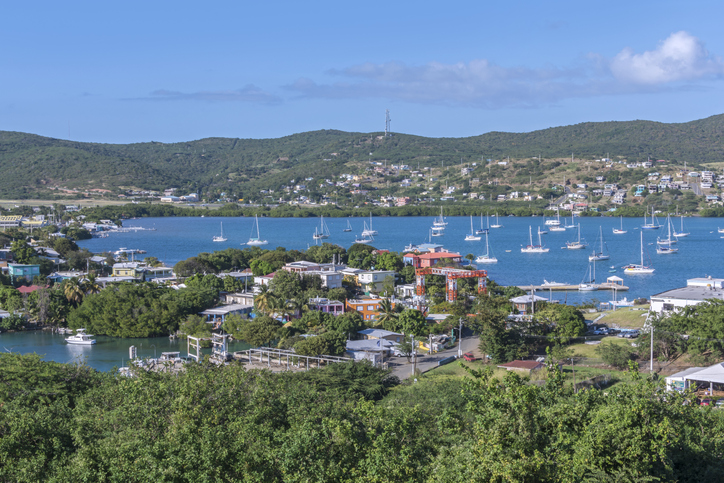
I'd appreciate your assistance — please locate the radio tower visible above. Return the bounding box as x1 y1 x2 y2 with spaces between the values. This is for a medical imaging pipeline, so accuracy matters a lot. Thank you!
385 109 391 137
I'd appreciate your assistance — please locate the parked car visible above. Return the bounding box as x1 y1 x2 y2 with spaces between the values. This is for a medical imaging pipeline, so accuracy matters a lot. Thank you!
618 330 640 339
700 398 712 406
391 348 407 357
462 352 476 362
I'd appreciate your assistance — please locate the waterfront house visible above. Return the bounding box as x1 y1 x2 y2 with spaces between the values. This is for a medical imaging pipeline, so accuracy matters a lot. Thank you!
200 304 253 327
112 262 142 278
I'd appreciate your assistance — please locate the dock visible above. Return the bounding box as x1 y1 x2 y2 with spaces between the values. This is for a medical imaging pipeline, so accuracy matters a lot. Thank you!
518 282 629 292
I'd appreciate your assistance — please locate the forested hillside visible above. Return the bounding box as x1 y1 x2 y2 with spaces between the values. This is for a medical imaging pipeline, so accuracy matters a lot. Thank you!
2 114 723 199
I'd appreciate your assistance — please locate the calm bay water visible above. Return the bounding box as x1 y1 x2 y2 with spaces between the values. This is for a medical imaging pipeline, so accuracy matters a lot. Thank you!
9 214 722 371
0 330 251 372
76 214 724 304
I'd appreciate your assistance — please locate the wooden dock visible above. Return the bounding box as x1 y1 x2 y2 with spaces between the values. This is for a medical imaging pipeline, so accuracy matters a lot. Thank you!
517 283 629 292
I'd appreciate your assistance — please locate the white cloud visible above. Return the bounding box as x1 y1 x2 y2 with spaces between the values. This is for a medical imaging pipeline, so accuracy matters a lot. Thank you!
287 32 724 108
610 31 724 84
137 85 281 104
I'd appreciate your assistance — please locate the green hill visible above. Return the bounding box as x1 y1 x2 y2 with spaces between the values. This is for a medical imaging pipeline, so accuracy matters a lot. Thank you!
2 114 723 199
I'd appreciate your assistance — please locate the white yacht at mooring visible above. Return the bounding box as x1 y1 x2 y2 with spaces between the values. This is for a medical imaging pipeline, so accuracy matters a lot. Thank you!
65 328 96 345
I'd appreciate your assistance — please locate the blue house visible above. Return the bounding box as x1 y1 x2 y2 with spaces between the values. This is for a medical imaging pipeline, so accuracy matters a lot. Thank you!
8 264 40 282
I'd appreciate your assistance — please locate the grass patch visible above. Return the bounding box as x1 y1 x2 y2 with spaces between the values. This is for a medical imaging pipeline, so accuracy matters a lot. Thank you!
569 336 634 358
597 307 650 328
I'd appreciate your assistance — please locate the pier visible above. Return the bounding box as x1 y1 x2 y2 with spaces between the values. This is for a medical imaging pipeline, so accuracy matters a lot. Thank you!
518 282 629 292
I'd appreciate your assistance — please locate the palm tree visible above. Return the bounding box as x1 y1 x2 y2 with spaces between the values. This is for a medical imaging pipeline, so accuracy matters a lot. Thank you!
63 278 84 306
254 286 273 316
82 274 101 295
374 298 398 328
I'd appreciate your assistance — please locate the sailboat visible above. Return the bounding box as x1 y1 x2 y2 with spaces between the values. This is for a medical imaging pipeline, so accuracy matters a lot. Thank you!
565 224 587 250
475 213 489 235
212 222 227 242
579 260 598 291
244 215 268 246
641 207 660 230
589 226 610 261
313 216 331 240
612 216 627 235
538 225 548 236
355 222 375 244
465 215 481 241
656 215 678 254
673 215 689 238
544 213 561 226
343 219 352 232
624 232 654 273
475 232 497 263
656 214 677 246
549 212 566 232
521 226 549 253
361 213 378 236
490 213 503 228
432 207 447 228
564 214 576 229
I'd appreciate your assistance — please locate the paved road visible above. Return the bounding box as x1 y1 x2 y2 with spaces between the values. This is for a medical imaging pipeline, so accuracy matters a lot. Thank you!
692 182 702 196
388 336 480 380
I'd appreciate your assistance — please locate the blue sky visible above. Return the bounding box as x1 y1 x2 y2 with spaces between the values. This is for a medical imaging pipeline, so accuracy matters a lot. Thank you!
4 1 724 143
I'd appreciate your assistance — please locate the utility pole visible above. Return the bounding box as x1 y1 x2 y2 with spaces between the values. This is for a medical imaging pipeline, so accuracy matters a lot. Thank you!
458 317 463 357
650 317 654 373
571 357 576 393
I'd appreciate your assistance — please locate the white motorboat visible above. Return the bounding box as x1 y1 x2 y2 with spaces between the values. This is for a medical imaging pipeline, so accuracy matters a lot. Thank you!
244 215 268 246
465 216 481 241
521 226 549 253
212 222 227 242
611 297 634 307
624 232 655 274
431 226 444 237
673 215 689 238
612 215 627 235
589 226 610 261
565 224 587 250
475 232 497 263
65 328 96 345
542 280 567 287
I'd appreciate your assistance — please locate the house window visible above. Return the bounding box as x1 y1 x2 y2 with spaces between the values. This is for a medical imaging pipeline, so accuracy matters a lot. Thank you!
356 306 363 312
367 305 374 311
663 303 674 311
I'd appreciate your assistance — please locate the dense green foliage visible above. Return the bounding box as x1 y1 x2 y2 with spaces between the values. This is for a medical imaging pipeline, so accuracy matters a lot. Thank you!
67 284 218 337
1 353 723 482
3 114 723 199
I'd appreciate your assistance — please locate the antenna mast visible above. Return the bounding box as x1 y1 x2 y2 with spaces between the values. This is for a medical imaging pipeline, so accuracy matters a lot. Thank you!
385 109 391 137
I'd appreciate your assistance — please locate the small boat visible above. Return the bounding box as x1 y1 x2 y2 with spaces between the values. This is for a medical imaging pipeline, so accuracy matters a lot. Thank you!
357 221 376 242
564 214 576 229
521 226 549 253
538 226 548 236
589 226 610 261
362 213 378 236
475 213 489 235
544 214 561 226
431 226 444 237
656 215 677 247
579 261 598 291
718 228 724 234
343 219 352 232
673 215 689 238
624 232 655 274
542 280 567 287
212 222 227 242
244 215 268 246
465 216 481 241
65 328 96 345
475 232 497 263
611 297 634 307
656 245 679 255
490 213 503 228
313 215 331 240
612 215 627 235
432 207 447 228
641 207 660 230
565 224 587 250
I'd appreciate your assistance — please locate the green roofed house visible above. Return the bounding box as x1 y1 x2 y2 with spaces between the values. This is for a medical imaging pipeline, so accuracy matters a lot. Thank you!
8 263 40 282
